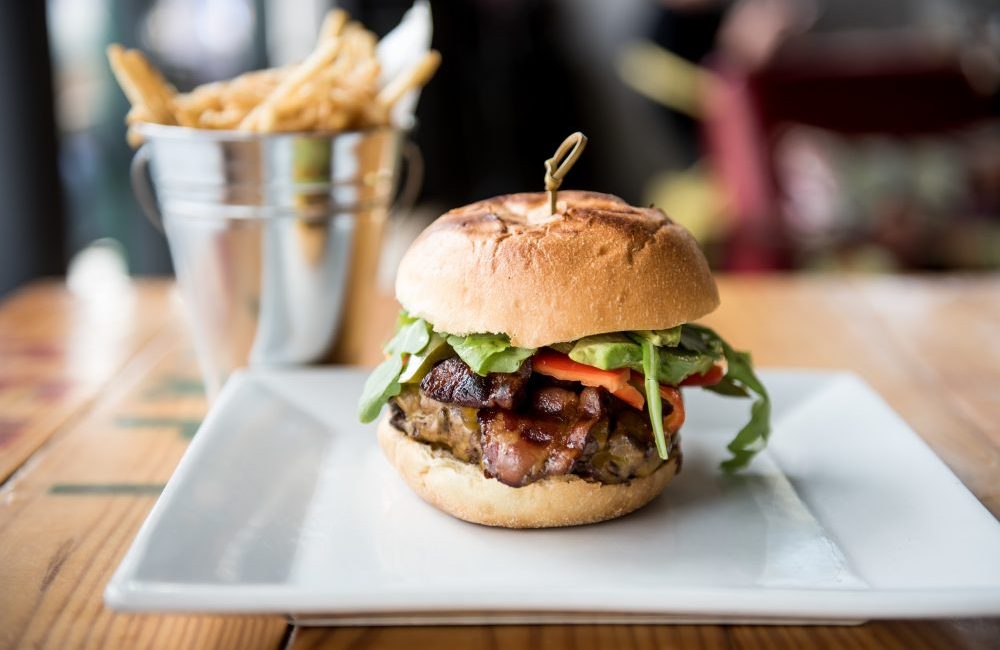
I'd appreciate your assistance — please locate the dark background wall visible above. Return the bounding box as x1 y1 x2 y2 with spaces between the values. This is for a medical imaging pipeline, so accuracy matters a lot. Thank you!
0 2 65 297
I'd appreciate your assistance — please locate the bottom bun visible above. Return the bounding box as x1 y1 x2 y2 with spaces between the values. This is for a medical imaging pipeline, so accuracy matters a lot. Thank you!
377 415 680 528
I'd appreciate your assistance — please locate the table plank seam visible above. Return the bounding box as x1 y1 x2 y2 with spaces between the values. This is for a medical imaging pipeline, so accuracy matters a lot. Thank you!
0 324 175 494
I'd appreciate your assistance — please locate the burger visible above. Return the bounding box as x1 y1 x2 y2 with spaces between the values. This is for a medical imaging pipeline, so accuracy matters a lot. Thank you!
358 189 770 528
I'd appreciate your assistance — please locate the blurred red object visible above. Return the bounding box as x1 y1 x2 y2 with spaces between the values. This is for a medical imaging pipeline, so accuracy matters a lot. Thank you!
704 31 998 270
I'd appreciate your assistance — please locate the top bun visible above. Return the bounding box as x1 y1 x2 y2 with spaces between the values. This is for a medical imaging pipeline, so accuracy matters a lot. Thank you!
396 191 719 348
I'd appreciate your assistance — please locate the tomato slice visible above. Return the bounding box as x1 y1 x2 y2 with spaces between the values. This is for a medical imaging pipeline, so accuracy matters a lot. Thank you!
661 385 686 432
679 358 727 387
629 372 687 431
611 383 645 410
532 352 688 427
532 351 630 393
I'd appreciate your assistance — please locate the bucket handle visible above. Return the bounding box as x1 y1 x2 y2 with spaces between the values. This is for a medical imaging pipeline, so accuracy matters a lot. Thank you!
129 136 424 232
130 143 164 233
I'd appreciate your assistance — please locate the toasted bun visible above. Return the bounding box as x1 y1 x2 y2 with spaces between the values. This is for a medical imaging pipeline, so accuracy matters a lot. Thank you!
396 191 719 348
377 416 679 528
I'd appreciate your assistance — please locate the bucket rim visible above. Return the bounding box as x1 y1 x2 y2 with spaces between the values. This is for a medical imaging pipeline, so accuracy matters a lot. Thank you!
134 122 403 143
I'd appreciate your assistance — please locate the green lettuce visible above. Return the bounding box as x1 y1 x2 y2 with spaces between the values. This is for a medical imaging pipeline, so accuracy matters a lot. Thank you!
684 324 771 472
357 355 404 423
656 351 715 385
570 325 768 468
654 332 720 384
570 327 715 386
447 333 535 375
384 318 430 357
359 312 770 473
358 313 434 423
399 333 449 383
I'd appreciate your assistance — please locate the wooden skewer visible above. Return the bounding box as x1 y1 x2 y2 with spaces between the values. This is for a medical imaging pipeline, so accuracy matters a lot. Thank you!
544 132 588 215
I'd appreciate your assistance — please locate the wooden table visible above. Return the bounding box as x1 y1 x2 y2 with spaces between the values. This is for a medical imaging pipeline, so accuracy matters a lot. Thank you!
1 276 998 649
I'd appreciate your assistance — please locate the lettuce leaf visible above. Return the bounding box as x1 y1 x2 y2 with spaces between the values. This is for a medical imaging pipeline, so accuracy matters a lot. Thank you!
480 346 537 373
685 324 771 472
654 348 717 385
360 313 770 473
358 315 538 423
384 318 431 356
357 355 404 423
641 325 723 385
447 333 535 375
399 333 450 383
571 328 713 385
625 324 770 469
358 314 432 423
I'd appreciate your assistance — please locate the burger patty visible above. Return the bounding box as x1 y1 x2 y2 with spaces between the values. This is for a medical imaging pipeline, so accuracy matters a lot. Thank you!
420 356 531 410
388 356 679 487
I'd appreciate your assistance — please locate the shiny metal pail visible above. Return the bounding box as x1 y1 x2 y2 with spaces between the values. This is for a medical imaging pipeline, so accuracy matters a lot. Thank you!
130 124 416 398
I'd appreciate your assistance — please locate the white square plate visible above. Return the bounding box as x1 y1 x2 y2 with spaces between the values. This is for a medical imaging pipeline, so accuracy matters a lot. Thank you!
105 369 1000 625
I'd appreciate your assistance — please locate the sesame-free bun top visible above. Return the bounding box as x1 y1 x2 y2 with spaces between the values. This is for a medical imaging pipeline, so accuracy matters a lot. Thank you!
396 191 719 348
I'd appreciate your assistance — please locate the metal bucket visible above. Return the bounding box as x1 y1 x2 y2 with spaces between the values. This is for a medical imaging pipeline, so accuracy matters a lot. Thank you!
131 123 416 398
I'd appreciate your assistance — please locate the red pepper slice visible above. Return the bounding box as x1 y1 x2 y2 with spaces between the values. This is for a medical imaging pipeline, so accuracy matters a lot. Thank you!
532 350 630 393
679 361 726 387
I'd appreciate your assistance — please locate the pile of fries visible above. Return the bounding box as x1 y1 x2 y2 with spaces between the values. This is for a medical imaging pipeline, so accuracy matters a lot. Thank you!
108 10 440 145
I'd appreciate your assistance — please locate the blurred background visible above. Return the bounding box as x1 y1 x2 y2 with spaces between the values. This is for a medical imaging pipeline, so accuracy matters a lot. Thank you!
1 0 999 299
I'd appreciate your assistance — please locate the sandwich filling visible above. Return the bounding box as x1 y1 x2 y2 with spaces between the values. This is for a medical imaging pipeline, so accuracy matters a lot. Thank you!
388 357 676 487
360 312 771 485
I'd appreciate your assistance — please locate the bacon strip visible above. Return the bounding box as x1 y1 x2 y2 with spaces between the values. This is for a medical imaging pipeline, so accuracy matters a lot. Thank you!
393 355 675 487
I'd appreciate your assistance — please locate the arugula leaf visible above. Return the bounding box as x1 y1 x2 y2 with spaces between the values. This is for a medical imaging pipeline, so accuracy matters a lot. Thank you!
640 338 668 459
631 325 724 385
704 379 749 398
446 333 534 375
654 348 718 385
358 355 404 423
604 329 715 385
685 324 771 472
566 329 707 386
678 325 724 356
360 314 770 473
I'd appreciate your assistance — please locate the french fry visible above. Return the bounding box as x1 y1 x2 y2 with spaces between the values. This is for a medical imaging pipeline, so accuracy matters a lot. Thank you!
359 101 389 128
198 107 245 130
126 127 144 148
239 35 345 131
125 104 156 147
125 104 155 125
318 9 349 42
377 50 441 110
107 45 178 126
127 49 177 113
274 104 319 132
108 9 440 138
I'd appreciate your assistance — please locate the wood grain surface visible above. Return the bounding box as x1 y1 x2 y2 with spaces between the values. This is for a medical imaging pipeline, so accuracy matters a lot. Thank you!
0 276 998 650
